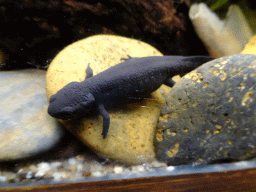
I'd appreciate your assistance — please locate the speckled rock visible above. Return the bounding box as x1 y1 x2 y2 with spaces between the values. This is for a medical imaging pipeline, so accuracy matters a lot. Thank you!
155 54 256 165
46 34 174 165
0 69 64 160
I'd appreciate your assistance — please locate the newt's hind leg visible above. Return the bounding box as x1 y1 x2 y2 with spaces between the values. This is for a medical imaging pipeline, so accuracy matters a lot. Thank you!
164 78 176 87
85 63 93 79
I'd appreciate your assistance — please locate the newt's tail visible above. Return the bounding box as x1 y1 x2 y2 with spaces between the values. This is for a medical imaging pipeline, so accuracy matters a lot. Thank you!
178 56 215 77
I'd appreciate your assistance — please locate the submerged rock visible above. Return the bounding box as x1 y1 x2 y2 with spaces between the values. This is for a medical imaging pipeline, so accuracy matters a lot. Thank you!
0 69 64 160
155 54 256 165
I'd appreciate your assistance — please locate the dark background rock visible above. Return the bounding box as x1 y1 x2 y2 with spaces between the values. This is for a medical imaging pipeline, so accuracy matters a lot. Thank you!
154 54 256 166
0 0 208 69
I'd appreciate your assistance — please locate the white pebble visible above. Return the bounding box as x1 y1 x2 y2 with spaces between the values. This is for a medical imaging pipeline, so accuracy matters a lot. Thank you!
150 160 167 168
77 164 84 172
68 158 77 165
131 165 145 172
53 172 63 181
0 176 7 182
50 162 62 169
91 171 102 177
35 162 51 178
113 166 123 174
26 171 33 179
137 165 145 172
37 162 51 171
166 166 175 171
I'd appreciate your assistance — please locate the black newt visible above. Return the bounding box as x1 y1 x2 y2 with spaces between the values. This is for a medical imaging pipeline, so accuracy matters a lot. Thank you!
48 56 214 138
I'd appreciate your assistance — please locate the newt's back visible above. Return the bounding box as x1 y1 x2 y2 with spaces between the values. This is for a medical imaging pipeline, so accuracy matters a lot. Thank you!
82 56 214 100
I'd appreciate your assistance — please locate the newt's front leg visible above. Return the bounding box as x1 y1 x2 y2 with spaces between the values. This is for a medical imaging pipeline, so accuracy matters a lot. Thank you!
98 104 110 139
85 63 93 79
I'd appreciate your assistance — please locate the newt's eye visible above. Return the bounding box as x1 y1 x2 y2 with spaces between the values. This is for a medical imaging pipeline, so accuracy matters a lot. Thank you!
49 94 57 103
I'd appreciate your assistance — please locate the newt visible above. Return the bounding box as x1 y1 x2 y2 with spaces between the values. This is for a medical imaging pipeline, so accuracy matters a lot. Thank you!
48 56 214 138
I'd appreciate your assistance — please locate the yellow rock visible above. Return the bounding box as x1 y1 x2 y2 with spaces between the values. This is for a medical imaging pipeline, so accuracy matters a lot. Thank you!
46 34 173 165
241 35 256 55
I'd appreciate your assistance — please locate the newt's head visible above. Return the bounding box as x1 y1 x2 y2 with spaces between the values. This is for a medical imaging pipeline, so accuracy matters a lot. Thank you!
48 82 95 120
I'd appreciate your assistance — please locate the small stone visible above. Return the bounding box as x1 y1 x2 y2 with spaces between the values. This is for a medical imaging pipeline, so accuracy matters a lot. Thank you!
53 171 69 180
4 173 18 183
166 166 175 171
17 169 33 180
53 172 63 181
91 171 102 177
155 54 256 165
0 69 64 160
46 34 172 165
0 176 7 182
113 166 124 174
131 165 145 172
149 160 167 168
77 164 84 172
35 162 51 178
50 162 62 169
68 158 77 165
